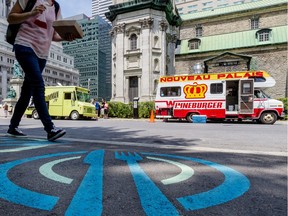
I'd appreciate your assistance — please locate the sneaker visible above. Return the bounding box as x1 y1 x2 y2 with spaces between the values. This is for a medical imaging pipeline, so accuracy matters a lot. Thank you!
7 127 27 136
47 127 66 141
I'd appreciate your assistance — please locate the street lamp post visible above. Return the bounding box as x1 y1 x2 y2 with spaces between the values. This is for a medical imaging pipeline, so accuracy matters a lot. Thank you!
193 62 204 74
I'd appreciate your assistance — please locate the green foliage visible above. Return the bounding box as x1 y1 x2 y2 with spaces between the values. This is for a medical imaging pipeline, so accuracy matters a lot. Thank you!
138 101 155 118
107 102 133 118
107 101 155 118
278 98 288 120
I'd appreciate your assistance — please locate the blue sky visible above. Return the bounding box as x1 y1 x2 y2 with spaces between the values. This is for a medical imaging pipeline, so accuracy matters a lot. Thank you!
57 0 92 18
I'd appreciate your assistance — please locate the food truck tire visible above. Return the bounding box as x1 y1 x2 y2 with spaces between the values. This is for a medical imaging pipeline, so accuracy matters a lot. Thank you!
32 110 39 119
186 113 196 123
260 111 277 124
70 111 80 120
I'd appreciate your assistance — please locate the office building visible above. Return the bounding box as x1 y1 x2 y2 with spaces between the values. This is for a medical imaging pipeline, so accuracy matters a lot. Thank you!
176 0 262 15
92 0 113 23
62 15 112 101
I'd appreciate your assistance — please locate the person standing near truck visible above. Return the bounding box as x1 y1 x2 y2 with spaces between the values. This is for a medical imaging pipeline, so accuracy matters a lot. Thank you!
6 0 75 141
103 100 109 119
95 99 100 119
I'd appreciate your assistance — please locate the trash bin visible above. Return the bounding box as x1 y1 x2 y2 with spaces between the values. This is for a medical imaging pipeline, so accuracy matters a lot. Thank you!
133 97 139 119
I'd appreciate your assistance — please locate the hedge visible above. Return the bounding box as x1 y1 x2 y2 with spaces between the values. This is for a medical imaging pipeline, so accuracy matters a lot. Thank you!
279 98 288 120
107 101 155 118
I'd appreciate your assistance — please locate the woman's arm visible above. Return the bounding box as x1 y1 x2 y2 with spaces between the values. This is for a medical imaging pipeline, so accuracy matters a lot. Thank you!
7 1 45 24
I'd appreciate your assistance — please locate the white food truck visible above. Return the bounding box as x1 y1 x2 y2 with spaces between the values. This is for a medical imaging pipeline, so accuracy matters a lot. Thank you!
155 70 284 124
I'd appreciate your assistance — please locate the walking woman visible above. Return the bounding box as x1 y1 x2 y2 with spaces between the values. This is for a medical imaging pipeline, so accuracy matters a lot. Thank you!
6 0 75 141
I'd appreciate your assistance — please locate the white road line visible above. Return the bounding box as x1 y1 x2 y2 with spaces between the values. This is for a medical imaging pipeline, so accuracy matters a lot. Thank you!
0 145 49 153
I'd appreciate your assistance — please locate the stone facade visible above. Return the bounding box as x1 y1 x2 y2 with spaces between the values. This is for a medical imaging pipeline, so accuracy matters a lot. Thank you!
175 3 287 98
180 11 287 40
106 0 181 103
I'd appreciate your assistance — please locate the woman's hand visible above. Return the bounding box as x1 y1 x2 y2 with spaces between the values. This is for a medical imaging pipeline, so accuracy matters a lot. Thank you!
30 4 46 16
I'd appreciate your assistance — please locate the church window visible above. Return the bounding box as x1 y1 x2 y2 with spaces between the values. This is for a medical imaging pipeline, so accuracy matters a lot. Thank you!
256 29 271 42
130 34 137 50
188 39 201 50
154 36 159 47
154 58 159 71
195 25 203 37
250 16 259 29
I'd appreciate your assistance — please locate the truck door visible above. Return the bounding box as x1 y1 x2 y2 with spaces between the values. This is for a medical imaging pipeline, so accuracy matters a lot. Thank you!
63 92 73 116
239 79 254 114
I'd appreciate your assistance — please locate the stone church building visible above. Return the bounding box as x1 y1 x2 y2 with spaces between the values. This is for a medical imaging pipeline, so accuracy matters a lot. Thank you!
107 0 287 102
176 0 287 98
106 0 181 103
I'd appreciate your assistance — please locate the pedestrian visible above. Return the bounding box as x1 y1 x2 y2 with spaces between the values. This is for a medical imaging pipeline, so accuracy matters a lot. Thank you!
100 98 105 118
103 100 109 119
3 103 8 118
6 0 75 141
95 99 100 119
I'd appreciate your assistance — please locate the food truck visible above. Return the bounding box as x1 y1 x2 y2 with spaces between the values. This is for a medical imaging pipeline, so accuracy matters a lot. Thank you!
155 71 284 124
25 86 96 120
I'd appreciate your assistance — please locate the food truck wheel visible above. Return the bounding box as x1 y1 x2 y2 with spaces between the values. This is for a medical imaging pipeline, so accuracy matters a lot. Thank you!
70 111 80 120
260 112 277 124
32 110 39 119
186 113 195 123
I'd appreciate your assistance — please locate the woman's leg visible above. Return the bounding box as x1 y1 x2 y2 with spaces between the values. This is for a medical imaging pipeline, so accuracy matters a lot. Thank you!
9 77 32 129
10 45 54 132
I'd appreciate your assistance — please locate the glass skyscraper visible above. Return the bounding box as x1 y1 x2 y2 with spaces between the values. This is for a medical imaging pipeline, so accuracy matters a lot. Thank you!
92 0 113 23
62 15 112 101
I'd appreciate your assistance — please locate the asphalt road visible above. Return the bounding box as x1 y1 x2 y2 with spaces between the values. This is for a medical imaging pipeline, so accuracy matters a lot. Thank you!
0 117 287 216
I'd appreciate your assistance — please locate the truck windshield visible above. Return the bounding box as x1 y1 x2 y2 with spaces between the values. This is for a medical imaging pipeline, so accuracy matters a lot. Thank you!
76 91 90 102
254 89 270 98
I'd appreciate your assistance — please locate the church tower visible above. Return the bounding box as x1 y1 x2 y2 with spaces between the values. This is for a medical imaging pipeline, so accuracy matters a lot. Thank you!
106 0 181 103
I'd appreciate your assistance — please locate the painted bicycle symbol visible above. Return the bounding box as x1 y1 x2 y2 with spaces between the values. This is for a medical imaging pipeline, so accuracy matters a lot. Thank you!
0 146 250 215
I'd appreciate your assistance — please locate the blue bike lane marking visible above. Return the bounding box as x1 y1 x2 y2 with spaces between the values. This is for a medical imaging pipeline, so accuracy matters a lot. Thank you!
65 150 105 216
0 151 86 211
142 152 250 211
115 152 180 216
0 147 250 214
